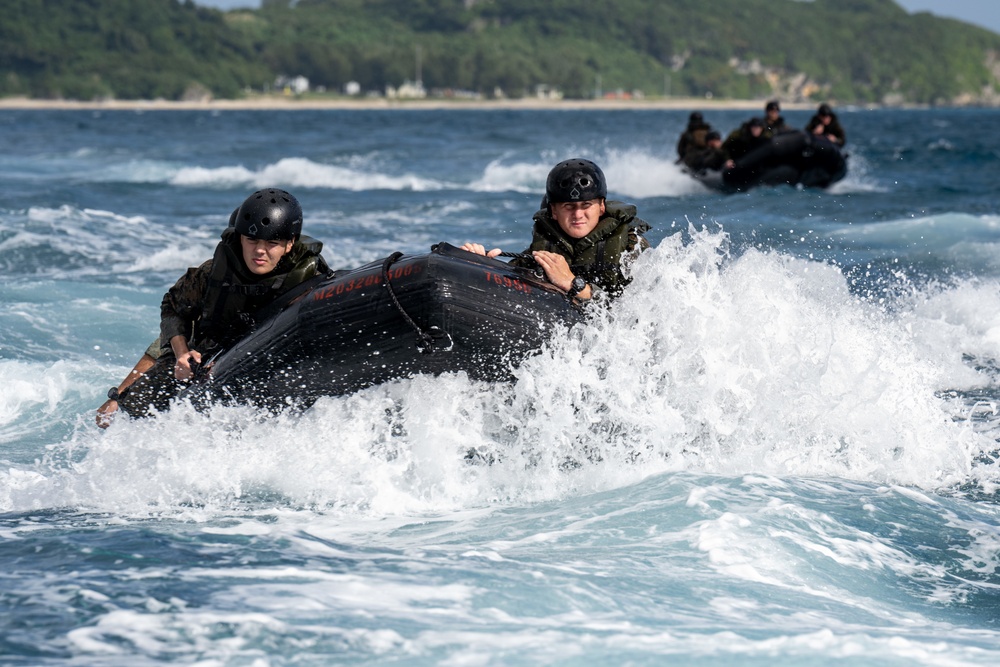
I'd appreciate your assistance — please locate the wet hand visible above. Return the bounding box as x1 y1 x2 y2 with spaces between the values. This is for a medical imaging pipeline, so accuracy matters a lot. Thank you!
96 399 117 429
460 243 502 258
174 350 203 381
532 251 574 291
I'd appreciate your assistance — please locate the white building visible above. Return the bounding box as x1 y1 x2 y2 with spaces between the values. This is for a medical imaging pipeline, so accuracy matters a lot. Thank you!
275 75 310 95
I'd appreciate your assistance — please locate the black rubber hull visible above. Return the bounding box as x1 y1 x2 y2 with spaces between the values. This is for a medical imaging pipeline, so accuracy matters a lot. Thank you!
180 243 583 409
692 131 847 193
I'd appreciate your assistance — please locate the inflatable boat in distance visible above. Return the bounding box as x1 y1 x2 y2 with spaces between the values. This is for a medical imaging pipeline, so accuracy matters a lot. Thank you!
179 243 584 410
690 130 848 193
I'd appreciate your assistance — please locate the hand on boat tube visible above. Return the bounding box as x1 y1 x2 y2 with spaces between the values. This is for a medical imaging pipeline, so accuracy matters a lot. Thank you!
174 350 203 381
460 243 501 258
95 351 157 429
169 335 203 381
532 250 573 290
533 251 591 300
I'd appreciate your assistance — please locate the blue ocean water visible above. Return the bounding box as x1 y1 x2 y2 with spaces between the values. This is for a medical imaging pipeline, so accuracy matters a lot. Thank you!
1 105 1000 665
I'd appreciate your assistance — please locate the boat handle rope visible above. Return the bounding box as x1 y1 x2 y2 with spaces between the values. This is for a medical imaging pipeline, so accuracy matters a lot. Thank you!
497 250 532 261
381 252 452 354
496 250 546 279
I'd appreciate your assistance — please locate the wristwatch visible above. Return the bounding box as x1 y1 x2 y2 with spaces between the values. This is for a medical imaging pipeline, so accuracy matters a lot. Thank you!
566 276 587 299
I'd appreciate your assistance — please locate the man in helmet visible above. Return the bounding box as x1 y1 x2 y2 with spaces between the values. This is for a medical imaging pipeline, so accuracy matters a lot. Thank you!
682 131 734 173
722 116 768 163
461 158 650 301
762 100 788 138
805 103 846 146
675 111 713 163
97 188 332 425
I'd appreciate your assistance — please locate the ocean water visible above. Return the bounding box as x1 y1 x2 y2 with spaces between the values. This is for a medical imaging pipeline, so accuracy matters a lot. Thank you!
1 105 1000 665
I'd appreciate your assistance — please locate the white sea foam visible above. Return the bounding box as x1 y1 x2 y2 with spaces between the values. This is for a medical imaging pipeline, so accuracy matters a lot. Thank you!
826 151 886 194
2 227 998 518
469 159 549 194
903 277 1000 365
25 144 863 207
6 105 1000 667
463 151 696 200
828 213 1000 246
0 360 77 430
32 472 998 666
602 148 709 198
826 213 1000 274
171 157 449 191
0 206 219 281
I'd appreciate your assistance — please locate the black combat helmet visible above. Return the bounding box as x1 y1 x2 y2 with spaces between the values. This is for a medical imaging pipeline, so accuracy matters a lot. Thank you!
234 189 302 241
545 158 608 204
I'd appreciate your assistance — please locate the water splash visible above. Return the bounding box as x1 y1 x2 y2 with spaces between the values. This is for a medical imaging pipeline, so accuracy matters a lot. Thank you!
3 227 998 519
172 157 448 191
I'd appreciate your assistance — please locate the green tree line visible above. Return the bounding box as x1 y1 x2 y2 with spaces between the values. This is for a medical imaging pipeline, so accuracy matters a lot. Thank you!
2 0 998 103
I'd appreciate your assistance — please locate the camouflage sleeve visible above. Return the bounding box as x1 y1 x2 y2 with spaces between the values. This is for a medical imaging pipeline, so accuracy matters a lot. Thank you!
508 253 536 270
143 337 163 360
160 261 211 343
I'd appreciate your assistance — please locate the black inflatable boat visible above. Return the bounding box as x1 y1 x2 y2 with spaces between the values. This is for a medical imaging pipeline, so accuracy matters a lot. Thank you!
178 243 584 410
691 130 847 193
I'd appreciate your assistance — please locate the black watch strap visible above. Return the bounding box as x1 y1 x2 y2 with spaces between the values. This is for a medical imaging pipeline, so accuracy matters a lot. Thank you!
567 276 587 299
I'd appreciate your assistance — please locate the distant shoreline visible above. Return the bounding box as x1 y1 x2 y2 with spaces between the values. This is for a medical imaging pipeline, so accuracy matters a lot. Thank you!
0 95 836 112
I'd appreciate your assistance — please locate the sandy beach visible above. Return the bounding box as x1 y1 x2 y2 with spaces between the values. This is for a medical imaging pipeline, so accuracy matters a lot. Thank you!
0 95 809 111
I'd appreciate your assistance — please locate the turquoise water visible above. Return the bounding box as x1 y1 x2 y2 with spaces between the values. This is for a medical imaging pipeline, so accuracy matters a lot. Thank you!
2 107 1000 665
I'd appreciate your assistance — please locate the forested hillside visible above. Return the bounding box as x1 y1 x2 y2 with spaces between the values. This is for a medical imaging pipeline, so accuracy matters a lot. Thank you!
2 0 999 104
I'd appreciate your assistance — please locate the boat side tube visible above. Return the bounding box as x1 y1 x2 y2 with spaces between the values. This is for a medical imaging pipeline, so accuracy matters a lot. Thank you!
181 243 584 410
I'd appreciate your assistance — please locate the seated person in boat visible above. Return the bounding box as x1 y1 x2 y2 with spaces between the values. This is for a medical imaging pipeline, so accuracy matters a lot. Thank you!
96 188 332 426
675 111 713 163
722 117 768 162
763 100 788 138
682 131 735 173
461 158 650 300
805 103 846 146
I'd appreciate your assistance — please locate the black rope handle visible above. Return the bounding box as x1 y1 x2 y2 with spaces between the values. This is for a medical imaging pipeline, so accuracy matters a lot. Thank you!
452 243 537 267
381 252 445 354
497 250 533 261
496 250 543 277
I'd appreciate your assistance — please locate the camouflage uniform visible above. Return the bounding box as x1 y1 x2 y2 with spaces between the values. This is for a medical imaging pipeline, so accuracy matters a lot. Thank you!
723 121 769 162
763 114 788 139
805 113 846 146
118 228 330 417
683 144 730 173
514 200 651 297
676 121 712 162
